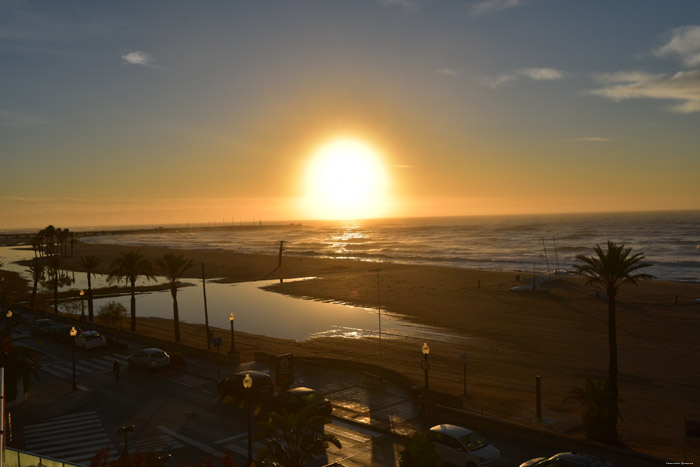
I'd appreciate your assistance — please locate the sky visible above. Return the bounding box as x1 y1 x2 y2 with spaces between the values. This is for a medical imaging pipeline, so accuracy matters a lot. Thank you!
2 0 700 229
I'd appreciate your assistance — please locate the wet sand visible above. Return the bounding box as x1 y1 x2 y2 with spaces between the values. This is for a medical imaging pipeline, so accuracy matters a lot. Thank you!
7 240 700 460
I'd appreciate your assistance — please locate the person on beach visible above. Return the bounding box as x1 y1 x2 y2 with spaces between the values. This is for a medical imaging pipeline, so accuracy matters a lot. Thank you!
113 359 120 381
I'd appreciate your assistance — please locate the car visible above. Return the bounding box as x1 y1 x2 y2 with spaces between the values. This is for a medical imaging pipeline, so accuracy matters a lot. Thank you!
49 324 82 343
429 424 502 467
128 348 171 371
74 330 107 349
519 452 614 467
217 370 275 403
271 386 332 417
31 319 57 336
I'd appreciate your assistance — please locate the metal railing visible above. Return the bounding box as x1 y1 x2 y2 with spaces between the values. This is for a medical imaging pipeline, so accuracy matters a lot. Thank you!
4 447 84 467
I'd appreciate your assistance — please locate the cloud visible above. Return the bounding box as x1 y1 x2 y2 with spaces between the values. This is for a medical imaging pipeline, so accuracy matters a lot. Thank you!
590 70 700 113
380 0 418 10
655 25 700 67
575 137 612 143
0 109 49 128
488 67 565 88
436 67 458 77
121 50 159 68
470 0 523 16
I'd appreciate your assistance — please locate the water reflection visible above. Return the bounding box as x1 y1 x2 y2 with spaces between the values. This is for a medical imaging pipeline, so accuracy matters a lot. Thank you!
1 246 470 343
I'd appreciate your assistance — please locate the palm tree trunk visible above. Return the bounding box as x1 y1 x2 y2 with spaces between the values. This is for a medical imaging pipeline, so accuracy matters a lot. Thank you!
171 287 180 342
130 278 136 331
53 269 59 313
607 287 619 443
87 274 94 321
31 278 38 308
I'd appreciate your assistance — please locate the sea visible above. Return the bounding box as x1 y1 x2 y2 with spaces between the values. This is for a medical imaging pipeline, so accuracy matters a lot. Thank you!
79 211 700 283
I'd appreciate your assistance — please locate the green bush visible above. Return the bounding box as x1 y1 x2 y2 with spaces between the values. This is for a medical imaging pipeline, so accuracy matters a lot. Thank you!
170 351 186 366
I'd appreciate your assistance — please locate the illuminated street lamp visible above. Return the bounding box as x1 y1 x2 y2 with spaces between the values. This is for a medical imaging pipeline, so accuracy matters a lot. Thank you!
79 289 85 321
6 310 12 318
421 342 430 395
70 326 78 390
243 373 253 466
117 425 136 458
229 312 236 353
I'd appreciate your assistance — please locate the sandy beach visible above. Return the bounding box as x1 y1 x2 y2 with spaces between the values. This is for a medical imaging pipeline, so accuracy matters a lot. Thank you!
5 239 700 460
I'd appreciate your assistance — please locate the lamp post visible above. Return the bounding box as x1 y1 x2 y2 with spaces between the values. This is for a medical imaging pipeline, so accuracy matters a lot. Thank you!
117 425 135 458
243 373 253 466
79 289 85 321
229 312 236 353
70 326 78 390
421 342 430 395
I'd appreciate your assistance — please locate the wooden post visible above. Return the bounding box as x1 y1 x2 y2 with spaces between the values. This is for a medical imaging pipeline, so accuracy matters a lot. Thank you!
202 263 210 350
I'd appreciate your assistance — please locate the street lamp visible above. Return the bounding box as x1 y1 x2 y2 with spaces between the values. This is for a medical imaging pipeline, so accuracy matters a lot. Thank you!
421 342 430 395
229 312 236 353
6 310 12 318
117 425 135 458
70 326 78 390
243 373 253 466
79 289 85 321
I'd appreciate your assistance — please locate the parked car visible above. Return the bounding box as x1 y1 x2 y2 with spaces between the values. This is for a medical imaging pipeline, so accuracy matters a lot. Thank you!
127 348 171 371
429 424 502 467
271 386 332 417
49 324 82 343
31 319 57 336
217 370 275 403
520 452 613 467
74 330 107 349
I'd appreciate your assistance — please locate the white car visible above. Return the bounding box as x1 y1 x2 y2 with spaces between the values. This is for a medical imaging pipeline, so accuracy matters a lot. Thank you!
128 348 171 371
74 331 107 349
430 424 502 467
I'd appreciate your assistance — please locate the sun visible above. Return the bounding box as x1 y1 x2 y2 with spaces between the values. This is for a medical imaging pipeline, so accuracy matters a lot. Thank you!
303 139 390 220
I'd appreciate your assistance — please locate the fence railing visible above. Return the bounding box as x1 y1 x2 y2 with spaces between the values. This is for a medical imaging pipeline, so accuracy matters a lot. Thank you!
4 447 84 467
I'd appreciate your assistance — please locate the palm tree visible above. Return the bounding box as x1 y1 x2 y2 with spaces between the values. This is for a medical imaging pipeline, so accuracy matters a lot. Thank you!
155 253 194 342
27 261 45 308
108 250 155 332
79 255 102 322
254 405 341 466
566 376 621 442
1 312 45 401
48 256 62 313
575 241 653 443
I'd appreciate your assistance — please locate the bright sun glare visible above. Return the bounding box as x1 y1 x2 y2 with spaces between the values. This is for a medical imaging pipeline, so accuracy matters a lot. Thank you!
304 139 390 220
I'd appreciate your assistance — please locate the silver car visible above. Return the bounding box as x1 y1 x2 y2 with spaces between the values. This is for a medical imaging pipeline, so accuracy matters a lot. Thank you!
430 424 502 467
127 348 171 371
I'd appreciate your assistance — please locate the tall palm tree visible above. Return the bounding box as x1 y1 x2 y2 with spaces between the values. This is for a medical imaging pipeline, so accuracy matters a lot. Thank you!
48 256 62 313
254 404 341 467
575 241 653 443
27 261 45 308
79 255 102 322
155 253 194 342
108 250 155 332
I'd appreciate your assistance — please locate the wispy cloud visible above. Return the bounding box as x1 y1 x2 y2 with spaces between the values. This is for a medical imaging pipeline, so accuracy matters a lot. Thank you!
590 70 700 113
121 50 161 68
436 67 458 77
470 0 523 16
575 136 612 143
488 67 565 88
0 109 49 128
655 25 700 67
380 0 418 10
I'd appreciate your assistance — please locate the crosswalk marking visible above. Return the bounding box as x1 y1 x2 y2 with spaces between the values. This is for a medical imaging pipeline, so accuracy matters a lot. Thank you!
40 353 129 379
115 434 183 456
158 426 225 458
22 411 117 466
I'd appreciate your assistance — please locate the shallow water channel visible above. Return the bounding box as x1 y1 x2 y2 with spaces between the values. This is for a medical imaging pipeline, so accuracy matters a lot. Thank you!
1 245 469 343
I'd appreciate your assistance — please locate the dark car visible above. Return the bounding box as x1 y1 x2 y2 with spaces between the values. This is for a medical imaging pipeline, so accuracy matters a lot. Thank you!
217 370 275 403
31 319 57 336
271 387 332 417
48 324 82 343
520 452 613 467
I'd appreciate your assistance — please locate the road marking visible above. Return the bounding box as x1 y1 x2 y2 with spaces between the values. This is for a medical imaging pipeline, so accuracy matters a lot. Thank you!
331 419 384 438
215 432 248 444
158 426 225 458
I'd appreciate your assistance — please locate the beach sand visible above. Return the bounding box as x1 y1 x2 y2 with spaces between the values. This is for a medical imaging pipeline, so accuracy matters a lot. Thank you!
8 240 700 460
